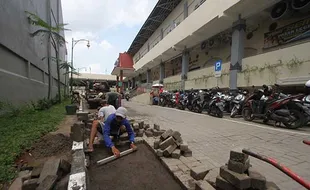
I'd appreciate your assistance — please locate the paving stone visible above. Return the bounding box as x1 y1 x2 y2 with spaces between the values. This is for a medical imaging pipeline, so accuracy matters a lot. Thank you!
266 181 280 190
171 130 182 141
31 165 43 178
138 121 144 129
175 138 183 146
153 139 161 149
54 175 69 190
8 177 22 190
59 159 71 175
132 123 139 130
38 158 61 183
190 166 210 180
134 137 144 144
182 149 193 157
156 149 163 157
22 178 38 190
195 180 216 190
145 130 153 137
230 150 249 164
159 136 175 150
248 168 266 190
36 175 58 190
160 129 173 141
76 111 89 121
215 176 237 190
171 149 181 159
177 164 190 173
154 123 160 131
219 166 251 189
180 142 189 151
18 170 32 181
144 123 150 130
137 129 144 137
204 168 219 185
227 158 250 174
164 144 178 157
154 130 165 136
70 122 85 142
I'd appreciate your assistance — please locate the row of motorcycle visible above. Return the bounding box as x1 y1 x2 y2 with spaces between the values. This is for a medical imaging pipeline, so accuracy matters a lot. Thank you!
158 84 310 129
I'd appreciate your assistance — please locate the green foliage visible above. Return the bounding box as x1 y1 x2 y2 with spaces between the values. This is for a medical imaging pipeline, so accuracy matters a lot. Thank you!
25 11 69 47
0 100 69 183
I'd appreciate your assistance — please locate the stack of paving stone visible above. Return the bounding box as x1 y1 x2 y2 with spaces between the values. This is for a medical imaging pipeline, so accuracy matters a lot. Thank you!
10 158 71 190
215 150 280 190
153 128 193 158
131 121 166 137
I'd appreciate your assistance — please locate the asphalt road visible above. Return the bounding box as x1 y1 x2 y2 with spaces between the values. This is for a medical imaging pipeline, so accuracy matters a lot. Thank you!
124 101 310 190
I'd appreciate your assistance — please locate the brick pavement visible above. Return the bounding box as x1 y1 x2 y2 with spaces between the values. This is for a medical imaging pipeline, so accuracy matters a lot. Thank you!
124 101 310 190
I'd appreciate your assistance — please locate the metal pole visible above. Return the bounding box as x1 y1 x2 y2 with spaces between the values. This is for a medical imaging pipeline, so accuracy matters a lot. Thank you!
70 38 74 94
96 148 137 166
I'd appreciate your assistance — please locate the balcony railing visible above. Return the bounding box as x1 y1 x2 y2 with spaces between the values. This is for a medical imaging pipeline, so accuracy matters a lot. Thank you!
134 0 206 64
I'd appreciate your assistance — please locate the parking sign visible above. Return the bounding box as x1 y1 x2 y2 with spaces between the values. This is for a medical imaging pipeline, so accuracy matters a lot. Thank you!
214 60 222 78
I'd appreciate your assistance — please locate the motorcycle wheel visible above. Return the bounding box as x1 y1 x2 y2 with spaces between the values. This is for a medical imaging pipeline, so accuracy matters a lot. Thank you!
242 107 255 121
230 106 238 118
217 108 223 118
180 105 185 110
283 109 305 129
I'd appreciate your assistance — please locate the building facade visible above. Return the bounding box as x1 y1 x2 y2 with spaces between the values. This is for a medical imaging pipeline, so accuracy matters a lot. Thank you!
0 0 67 104
115 0 310 91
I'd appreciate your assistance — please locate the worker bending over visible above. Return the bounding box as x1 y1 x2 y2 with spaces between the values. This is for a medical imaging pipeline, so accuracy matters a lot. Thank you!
88 100 116 152
104 107 136 157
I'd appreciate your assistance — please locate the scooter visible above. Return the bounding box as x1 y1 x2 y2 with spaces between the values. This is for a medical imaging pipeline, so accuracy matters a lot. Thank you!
208 93 224 118
230 90 248 118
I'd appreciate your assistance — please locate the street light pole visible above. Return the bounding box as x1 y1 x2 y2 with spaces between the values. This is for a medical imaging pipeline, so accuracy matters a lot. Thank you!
70 38 90 94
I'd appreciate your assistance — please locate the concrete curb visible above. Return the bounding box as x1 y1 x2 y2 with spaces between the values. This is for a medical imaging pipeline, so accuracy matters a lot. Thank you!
68 98 88 190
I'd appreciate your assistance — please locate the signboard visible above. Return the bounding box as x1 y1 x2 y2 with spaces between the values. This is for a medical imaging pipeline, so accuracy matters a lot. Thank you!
263 17 310 49
118 82 122 87
214 60 222 78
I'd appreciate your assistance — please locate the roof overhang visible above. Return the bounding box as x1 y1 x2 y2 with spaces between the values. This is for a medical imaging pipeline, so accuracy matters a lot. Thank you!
127 0 182 56
111 67 135 77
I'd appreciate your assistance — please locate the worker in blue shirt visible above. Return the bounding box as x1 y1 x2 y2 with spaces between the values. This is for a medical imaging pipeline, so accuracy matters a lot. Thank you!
104 107 136 157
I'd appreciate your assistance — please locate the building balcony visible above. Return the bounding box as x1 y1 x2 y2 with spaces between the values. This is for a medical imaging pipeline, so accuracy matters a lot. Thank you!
133 0 281 74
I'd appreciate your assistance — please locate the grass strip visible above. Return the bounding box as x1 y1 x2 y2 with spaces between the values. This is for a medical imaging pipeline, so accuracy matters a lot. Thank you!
0 100 70 183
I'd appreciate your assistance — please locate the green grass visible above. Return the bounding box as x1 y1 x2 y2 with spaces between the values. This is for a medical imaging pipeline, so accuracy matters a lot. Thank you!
0 100 70 183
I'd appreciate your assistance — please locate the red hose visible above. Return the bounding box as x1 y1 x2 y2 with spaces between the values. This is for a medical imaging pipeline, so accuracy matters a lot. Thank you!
242 149 310 190
303 140 310 146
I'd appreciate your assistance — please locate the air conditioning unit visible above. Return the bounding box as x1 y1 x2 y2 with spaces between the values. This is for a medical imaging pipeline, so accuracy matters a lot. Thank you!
292 0 310 12
270 0 293 20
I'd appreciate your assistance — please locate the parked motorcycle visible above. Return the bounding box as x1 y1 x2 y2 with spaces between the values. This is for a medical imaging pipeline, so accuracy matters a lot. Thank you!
242 85 307 129
125 93 130 101
230 90 248 118
208 93 224 118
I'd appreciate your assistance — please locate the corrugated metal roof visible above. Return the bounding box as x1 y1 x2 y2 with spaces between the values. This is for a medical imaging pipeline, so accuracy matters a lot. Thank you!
127 0 182 56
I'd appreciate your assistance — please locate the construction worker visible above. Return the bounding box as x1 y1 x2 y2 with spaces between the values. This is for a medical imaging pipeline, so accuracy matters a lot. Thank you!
105 91 121 109
104 107 136 157
87 99 116 152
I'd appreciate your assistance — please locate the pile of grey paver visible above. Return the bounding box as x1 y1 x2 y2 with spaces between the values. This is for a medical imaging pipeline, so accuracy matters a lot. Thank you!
130 121 192 158
215 150 280 190
14 158 71 190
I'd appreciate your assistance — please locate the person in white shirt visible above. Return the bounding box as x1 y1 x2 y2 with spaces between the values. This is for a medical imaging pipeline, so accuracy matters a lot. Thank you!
88 99 116 152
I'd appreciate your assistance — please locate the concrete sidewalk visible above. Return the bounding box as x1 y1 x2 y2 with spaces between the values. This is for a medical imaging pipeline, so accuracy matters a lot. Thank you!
124 101 310 190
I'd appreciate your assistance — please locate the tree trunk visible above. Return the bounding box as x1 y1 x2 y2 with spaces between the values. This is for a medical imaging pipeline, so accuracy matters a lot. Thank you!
56 50 61 103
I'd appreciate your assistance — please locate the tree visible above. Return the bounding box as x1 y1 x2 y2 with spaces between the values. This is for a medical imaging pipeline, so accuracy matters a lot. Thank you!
25 11 69 103
59 61 80 97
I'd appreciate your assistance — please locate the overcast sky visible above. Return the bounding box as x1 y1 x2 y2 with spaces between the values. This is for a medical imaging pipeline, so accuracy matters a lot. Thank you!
61 0 157 74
